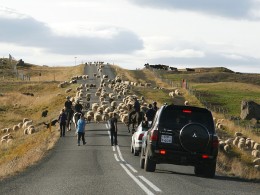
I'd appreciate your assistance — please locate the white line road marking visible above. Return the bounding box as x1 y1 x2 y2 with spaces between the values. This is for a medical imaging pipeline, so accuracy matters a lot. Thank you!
116 145 138 173
116 145 125 162
138 176 162 192
120 164 154 195
106 123 162 194
114 154 119 162
107 130 111 140
126 163 138 173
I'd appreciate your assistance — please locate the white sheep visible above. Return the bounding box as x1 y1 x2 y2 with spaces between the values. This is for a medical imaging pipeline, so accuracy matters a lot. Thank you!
22 120 33 128
94 113 102 123
224 144 231 153
253 143 260 150
253 158 260 165
184 101 189 106
13 125 19 131
252 150 260 158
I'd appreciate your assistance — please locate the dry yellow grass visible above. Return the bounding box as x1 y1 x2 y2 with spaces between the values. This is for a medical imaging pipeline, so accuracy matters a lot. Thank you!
0 64 83 180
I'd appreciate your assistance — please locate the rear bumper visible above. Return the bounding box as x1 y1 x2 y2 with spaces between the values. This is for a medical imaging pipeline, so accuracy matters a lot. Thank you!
134 141 142 151
150 148 217 165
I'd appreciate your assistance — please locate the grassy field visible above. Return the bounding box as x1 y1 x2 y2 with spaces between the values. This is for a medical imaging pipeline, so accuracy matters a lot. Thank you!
0 64 84 179
190 82 260 117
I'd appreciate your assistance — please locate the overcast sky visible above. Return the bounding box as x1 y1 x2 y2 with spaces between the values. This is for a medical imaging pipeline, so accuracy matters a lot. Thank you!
1 0 260 73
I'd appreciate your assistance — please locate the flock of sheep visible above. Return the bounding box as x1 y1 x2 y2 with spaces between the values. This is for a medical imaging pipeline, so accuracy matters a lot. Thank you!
1 118 36 145
66 64 151 127
216 119 260 170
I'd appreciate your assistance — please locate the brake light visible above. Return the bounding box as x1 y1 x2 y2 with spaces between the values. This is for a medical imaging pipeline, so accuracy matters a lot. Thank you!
183 109 192 114
202 155 209 159
160 150 166 155
138 133 144 140
150 130 158 141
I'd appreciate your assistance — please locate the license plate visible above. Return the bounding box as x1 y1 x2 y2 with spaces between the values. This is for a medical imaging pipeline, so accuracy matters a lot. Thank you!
161 135 172 143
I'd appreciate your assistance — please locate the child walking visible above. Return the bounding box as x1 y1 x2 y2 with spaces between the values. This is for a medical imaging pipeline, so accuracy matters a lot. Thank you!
76 114 86 146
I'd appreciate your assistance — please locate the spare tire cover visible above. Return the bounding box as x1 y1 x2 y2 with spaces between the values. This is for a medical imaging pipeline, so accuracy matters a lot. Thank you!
179 123 210 153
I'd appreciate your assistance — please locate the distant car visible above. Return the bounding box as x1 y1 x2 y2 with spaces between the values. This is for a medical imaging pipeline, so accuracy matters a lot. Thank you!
140 104 219 178
131 122 149 156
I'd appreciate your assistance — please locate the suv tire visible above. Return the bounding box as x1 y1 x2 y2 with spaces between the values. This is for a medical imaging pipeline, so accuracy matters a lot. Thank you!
179 123 210 153
144 148 156 172
194 160 216 178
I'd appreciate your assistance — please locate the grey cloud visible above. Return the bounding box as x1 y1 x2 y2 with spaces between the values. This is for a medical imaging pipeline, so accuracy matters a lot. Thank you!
0 16 143 54
129 0 257 19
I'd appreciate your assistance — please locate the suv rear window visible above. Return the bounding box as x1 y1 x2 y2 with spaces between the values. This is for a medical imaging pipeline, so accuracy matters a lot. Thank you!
159 106 214 132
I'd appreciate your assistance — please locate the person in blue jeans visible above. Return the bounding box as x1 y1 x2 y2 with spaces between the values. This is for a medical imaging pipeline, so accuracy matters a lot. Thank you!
58 109 67 137
76 114 86 146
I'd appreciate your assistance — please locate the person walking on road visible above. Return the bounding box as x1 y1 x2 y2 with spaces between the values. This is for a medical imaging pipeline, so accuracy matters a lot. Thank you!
74 99 83 114
76 114 86 146
109 113 118 146
58 109 67 137
152 101 158 112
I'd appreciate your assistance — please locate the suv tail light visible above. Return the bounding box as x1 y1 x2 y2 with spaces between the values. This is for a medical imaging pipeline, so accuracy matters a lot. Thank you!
160 149 166 155
150 130 158 141
183 109 192 114
138 133 144 140
202 154 209 159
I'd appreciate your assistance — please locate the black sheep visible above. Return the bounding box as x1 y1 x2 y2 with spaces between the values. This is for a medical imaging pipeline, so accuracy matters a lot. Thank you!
41 110 48 117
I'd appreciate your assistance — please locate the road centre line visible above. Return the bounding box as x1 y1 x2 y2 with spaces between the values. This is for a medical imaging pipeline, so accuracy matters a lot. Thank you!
114 154 119 162
120 164 154 195
106 124 161 194
116 145 138 173
138 176 162 192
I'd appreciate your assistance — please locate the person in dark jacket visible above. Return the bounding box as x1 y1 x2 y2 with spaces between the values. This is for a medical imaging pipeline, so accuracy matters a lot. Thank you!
153 101 158 112
109 113 118 146
133 97 140 112
145 104 156 123
64 96 72 112
58 109 67 137
74 100 83 114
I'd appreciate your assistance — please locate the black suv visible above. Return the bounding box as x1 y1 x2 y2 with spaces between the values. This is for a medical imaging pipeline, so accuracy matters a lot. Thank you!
140 104 219 178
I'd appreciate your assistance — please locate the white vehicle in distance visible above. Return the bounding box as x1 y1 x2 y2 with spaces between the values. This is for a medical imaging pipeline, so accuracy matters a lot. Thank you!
131 121 150 156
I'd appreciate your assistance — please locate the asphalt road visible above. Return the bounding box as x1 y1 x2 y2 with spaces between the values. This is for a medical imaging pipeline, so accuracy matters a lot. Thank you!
0 64 259 195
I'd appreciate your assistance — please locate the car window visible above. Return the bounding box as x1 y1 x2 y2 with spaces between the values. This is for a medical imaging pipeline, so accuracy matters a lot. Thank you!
159 107 214 132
